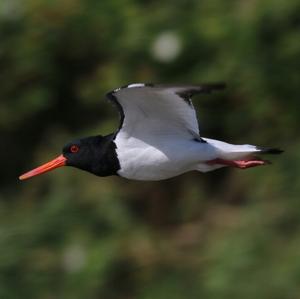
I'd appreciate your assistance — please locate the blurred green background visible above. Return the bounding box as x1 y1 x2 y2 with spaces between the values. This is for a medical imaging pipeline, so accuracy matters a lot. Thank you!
1 0 300 298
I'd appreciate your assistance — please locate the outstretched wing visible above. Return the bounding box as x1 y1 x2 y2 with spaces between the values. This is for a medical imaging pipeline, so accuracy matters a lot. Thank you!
106 83 225 142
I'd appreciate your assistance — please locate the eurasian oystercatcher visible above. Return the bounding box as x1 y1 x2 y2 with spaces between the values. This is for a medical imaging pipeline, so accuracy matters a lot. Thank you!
19 83 283 181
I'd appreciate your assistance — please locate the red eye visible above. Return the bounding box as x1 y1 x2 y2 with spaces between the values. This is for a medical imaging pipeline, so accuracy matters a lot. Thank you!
70 145 79 153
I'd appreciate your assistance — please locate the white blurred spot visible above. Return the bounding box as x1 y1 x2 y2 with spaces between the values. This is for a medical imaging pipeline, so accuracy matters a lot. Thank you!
62 244 86 273
152 32 182 63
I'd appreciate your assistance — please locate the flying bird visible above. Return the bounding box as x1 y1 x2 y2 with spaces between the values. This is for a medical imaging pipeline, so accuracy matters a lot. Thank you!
19 83 283 181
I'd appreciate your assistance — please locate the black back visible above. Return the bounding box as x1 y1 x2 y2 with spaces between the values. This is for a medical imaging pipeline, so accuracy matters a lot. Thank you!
63 134 120 177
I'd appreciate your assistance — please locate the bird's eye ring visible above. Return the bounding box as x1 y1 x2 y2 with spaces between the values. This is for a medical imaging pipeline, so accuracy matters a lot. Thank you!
70 145 79 153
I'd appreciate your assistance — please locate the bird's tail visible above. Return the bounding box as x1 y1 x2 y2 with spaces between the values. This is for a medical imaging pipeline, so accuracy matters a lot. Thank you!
256 147 284 155
203 138 283 160
196 138 283 172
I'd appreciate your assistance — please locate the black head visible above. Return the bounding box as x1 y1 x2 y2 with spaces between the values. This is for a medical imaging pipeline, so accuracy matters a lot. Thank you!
63 135 120 176
19 134 120 180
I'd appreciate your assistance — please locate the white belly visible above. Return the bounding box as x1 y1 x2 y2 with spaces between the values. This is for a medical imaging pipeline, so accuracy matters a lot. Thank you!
115 135 216 181
117 146 190 180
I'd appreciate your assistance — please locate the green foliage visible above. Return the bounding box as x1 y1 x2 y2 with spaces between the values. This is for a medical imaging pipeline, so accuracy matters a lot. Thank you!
0 0 299 298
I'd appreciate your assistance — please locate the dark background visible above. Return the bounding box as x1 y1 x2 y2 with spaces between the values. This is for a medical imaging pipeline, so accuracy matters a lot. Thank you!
1 0 299 298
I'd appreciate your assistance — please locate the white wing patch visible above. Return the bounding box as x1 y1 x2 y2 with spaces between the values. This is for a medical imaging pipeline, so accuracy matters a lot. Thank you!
126 83 146 88
108 85 204 142
107 83 225 143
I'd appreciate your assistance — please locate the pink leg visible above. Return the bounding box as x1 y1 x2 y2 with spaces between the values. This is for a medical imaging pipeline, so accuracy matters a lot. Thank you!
206 158 270 169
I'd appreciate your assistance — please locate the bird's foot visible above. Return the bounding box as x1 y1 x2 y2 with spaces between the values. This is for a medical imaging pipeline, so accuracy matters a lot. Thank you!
206 158 270 169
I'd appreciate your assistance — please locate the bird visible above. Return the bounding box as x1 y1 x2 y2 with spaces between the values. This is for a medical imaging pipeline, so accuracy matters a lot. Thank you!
19 83 283 181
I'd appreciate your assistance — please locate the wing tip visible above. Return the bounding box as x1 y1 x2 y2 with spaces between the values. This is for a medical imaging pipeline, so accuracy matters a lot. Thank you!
200 82 226 92
107 82 226 94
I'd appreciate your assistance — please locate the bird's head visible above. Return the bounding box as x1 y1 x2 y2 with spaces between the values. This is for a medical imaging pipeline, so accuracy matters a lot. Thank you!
19 135 117 180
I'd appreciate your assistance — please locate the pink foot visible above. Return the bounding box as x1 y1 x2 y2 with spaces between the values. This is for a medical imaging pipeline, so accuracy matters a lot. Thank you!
206 158 270 169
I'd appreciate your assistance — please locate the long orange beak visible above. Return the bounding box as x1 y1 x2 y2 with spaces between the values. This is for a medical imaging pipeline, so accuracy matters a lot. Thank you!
19 154 67 180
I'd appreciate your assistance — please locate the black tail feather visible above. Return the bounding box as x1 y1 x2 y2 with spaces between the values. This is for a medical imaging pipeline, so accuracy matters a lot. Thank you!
257 147 284 154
